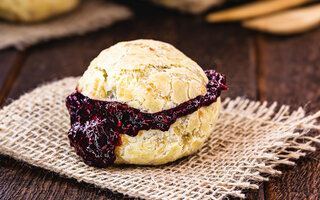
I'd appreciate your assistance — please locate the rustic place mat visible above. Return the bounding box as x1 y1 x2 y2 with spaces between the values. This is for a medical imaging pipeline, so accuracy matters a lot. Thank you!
0 77 319 199
0 0 133 50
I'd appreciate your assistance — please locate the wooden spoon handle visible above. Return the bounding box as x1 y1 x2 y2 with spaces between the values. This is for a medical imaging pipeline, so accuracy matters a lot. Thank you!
242 4 320 35
206 0 316 22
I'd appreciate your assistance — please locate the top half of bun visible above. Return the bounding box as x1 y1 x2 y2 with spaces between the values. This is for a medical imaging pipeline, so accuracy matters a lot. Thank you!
77 39 209 113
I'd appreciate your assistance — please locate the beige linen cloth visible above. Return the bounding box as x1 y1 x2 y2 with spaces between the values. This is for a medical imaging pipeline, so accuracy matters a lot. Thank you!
0 0 133 50
0 77 319 199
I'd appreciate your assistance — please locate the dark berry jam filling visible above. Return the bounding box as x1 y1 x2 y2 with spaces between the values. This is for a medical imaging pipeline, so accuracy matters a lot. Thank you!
66 70 227 167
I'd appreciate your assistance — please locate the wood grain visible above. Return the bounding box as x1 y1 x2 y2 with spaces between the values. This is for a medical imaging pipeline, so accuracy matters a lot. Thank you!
0 156 133 200
255 28 320 109
0 48 24 106
255 27 320 200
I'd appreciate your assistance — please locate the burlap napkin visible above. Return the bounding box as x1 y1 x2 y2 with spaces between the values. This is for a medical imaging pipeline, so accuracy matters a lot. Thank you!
0 77 319 199
0 0 132 50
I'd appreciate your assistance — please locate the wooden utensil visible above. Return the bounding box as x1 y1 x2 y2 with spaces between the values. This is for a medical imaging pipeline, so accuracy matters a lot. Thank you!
243 4 320 35
206 0 316 22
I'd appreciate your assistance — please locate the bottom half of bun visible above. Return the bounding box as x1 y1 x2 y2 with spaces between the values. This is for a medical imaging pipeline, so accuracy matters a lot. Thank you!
114 97 221 165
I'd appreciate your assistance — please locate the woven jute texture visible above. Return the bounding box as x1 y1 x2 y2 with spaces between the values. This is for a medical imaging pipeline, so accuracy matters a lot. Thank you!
0 0 132 50
0 77 319 199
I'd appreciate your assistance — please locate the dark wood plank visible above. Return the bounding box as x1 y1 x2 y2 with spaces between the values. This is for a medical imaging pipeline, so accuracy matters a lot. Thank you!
0 156 133 200
255 27 320 200
0 48 24 105
0 6 259 200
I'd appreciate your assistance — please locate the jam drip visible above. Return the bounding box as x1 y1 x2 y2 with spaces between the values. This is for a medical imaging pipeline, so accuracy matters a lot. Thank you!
66 70 227 167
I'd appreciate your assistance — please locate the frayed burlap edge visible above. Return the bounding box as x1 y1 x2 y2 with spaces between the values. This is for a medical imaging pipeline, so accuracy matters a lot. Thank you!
0 0 133 50
0 77 319 200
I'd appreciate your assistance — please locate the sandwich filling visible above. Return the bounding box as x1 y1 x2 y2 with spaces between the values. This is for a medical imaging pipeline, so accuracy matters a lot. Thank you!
66 69 227 167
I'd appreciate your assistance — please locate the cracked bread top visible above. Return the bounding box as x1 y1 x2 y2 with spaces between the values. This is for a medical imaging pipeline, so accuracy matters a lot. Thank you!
77 39 209 113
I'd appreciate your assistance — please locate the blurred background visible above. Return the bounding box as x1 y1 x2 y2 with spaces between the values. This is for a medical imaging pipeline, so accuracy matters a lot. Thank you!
0 0 319 199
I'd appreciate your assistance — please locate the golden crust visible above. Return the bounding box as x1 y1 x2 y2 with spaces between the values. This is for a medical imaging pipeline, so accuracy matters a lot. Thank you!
78 39 208 113
78 39 222 165
114 98 221 165
0 0 79 22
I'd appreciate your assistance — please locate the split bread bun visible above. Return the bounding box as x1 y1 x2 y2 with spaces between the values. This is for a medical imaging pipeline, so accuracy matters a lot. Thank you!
77 39 222 165
0 0 79 22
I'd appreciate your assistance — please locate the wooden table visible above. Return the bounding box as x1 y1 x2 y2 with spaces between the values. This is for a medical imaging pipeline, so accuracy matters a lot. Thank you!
0 2 319 200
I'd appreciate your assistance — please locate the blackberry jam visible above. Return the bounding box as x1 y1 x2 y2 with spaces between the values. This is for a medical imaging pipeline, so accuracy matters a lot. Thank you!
66 70 227 167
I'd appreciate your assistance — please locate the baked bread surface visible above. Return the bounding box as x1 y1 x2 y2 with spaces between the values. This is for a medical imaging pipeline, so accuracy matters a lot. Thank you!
78 39 222 165
78 39 209 113
0 0 79 22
